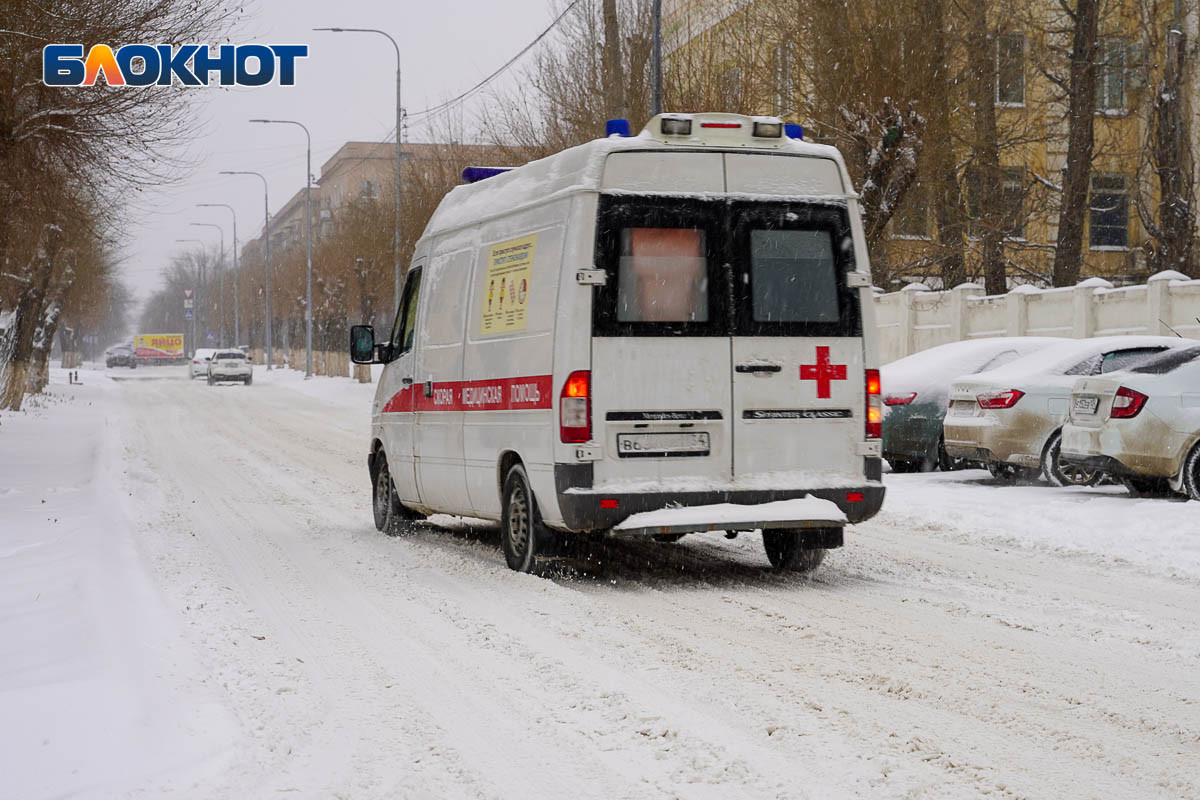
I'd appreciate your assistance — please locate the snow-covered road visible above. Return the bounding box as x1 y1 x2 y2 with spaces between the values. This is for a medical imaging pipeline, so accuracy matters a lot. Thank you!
4 367 1199 799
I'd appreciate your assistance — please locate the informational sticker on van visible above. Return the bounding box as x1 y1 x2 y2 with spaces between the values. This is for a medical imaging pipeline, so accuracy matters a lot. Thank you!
480 234 536 335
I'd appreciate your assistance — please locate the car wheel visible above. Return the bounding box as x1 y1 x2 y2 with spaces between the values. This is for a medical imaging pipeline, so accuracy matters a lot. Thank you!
372 453 400 533
501 464 546 573
762 529 828 573
1041 430 1102 487
1183 443 1200 501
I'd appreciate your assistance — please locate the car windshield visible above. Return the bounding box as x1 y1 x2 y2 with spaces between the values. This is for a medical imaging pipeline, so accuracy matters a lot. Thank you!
1129 344 1200 374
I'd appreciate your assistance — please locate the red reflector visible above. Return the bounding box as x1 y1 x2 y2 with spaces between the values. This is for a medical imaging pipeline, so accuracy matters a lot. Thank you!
600 499 619 509
846 492 864 503
700 122 742 128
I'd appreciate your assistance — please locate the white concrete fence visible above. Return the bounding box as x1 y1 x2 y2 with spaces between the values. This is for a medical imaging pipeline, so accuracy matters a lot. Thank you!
874 270 1200 364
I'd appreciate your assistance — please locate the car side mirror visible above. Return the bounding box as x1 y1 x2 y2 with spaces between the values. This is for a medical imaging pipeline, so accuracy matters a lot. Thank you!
350 325 377 364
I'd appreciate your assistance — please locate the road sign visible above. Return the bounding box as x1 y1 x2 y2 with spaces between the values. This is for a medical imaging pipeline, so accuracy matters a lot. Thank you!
205 332 216 343
184 298 194 309
184 288 194 299
185 309 194 320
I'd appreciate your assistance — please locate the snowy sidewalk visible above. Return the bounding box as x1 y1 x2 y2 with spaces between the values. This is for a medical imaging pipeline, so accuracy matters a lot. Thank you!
0 369 235 798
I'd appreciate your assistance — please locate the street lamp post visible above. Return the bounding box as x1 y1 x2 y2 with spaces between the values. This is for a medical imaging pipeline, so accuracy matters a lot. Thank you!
189 222 225 346
221 171 272 369
314 26 404 312
251 118 313 378
175 237 206 353
198 203 239 347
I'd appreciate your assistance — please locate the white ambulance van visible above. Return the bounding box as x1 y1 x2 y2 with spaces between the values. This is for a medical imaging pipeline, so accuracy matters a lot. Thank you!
351 113 885 574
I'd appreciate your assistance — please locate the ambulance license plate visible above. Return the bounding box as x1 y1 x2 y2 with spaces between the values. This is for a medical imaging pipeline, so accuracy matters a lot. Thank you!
617 432 710 457
1073 396 1099 415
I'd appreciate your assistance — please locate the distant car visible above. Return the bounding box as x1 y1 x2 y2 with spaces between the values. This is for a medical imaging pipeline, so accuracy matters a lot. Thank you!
105 346 136 368
942 336 1191 485
190 348 218 379
1060 344 1200 499
206 349 253 385
882 337 1059 472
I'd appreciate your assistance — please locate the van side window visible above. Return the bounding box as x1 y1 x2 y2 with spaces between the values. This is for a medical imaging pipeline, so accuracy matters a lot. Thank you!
617 228 708 322
748 229 838 323
391 267 423 355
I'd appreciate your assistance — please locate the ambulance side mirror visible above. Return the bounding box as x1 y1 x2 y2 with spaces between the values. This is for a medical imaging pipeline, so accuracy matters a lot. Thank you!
350 325 379 364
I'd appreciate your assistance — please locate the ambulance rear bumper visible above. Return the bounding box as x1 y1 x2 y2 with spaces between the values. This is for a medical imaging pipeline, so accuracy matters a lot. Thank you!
553 461 885 533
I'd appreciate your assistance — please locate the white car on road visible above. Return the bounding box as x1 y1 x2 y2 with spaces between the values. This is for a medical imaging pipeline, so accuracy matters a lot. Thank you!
207 350 253 385
1061 344 1200 498
190 348 217 379
942 336 1189 485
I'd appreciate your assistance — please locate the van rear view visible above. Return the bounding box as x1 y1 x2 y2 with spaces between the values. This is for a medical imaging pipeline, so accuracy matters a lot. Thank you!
351 113 885 574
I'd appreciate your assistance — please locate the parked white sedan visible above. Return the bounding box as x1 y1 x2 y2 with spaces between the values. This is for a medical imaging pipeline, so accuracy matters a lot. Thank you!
942 336 1190 485
207 350 253 385
190 348 218 379
1061 344 1200 498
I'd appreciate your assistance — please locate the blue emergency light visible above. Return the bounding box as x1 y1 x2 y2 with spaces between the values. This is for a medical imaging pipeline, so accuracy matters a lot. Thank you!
461 166 513 184
785 123 804 140
605 118 632 137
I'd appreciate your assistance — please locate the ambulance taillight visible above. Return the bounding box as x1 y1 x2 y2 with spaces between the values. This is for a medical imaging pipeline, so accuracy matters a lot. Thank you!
560 371 591 443
865 369 882 439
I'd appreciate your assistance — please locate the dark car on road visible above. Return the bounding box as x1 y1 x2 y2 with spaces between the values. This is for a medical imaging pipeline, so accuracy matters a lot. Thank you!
105 346 136 369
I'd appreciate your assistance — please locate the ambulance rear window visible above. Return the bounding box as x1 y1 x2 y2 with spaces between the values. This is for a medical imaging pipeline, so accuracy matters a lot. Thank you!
617 228 708 323
749 230 839 323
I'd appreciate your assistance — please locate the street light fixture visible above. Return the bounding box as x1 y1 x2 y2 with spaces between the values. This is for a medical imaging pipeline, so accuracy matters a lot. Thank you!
314 26 404 313
250 118 313 378
220 170 273 369
189 222 225 347
197 203 240 347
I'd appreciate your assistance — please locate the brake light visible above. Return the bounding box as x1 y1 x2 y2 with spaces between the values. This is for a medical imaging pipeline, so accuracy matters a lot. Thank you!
977 389 1024 409
865 369 882 439
884 392 917 406
1110 386 1148 419
560 370 591 443
700 122 742 129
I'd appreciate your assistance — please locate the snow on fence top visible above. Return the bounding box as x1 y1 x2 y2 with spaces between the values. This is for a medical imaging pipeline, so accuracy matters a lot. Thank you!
875 272 1200 364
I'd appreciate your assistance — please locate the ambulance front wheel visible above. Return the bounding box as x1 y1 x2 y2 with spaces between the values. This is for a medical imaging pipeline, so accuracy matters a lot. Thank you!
762 529 828 574
502 463 547 573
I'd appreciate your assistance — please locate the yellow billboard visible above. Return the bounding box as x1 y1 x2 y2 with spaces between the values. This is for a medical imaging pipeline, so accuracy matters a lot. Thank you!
134 333 184 359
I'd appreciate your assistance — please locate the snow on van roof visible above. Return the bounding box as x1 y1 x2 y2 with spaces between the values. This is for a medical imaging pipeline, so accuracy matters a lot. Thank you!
423 126 849 238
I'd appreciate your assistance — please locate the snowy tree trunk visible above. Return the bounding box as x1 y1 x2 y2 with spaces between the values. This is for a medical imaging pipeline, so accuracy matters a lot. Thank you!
1 226 61 411
966 0 1006 295
928 0 967 289
1150 28 1195 277
1052 0 1100 287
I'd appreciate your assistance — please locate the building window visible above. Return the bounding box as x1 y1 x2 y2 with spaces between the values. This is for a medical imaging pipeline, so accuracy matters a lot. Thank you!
359 179 377 199
997 34 1025 106
965 165 1027 238
894 184 930 238
1089 174 1129 248
774 41 795 116
1095 37 1127 112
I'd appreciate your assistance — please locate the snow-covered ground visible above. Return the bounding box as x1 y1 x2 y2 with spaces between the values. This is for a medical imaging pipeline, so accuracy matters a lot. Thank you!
3 365 1198 799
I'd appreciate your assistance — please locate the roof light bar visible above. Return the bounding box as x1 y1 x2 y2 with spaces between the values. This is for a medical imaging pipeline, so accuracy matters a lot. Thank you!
461 166 512 184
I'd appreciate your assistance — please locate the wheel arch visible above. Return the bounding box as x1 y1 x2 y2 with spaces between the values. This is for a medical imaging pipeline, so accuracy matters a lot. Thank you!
497 450 523 500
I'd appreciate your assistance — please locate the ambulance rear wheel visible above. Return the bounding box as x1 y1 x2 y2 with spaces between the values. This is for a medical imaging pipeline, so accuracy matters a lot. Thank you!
502 464 545 573
762 529 827 574
372 454 400 533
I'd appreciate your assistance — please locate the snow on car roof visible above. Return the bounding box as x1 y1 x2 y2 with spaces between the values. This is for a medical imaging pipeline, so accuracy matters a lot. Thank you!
882 337 1060 393
971 335 1192 381
423 127 850 238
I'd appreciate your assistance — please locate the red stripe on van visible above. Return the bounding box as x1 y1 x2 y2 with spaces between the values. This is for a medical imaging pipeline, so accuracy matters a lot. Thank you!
382 374 554 414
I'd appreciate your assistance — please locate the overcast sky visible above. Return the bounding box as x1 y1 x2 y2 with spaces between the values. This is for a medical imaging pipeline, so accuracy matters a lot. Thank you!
121 0 557 301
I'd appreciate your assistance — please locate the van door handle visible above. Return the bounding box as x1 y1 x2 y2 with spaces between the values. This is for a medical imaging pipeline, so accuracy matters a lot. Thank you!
736 363 782 374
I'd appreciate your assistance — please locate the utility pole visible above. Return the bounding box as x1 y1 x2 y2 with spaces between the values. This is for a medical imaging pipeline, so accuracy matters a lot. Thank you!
651 0 663 115
220 171 273 367
198 203 239 346
251 119 313 377
314 26 405 312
